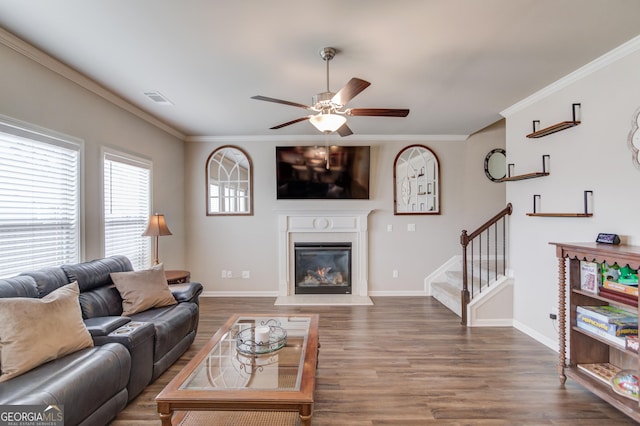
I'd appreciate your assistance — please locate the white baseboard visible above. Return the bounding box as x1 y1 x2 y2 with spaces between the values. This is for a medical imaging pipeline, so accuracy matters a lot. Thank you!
512 319 558 352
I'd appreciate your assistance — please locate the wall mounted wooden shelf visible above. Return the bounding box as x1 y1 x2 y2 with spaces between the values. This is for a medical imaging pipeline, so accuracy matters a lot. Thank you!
526 103 581 138
527 212 592 217
526 190 593 217
498 155 550 182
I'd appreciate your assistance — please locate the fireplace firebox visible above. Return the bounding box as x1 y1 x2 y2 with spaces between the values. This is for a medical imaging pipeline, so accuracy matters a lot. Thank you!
294 242 352 294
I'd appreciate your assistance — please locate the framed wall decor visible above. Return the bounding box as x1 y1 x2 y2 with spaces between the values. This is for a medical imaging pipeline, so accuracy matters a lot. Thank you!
393 144 440 215
206 145 253 216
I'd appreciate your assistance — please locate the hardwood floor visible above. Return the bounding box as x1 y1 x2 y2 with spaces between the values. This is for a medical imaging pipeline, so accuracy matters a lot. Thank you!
111 297 636 425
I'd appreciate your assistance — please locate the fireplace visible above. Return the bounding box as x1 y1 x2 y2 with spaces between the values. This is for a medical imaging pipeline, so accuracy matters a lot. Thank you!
294 242 352 294
275 210 373 305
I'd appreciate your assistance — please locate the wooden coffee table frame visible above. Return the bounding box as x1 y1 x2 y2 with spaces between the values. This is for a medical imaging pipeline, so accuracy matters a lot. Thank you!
156 313 319 426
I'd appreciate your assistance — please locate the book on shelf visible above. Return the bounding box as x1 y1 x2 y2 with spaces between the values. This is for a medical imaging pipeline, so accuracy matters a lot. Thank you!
598 287 638 307
577 362 621 385
603 280 639 296
580 261 599 294
577 313 637 337
627 336 639 353
576 305 637 323
575 320 627 348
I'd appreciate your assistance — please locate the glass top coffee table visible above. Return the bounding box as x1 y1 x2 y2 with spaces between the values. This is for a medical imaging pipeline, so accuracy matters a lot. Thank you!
156 313 320 426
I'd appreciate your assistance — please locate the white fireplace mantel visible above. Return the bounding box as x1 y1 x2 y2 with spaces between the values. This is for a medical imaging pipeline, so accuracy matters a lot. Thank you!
275 210 373 305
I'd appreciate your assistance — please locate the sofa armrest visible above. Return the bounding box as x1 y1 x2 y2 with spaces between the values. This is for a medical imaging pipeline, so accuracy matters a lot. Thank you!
170 281 203 303
84 316 131 337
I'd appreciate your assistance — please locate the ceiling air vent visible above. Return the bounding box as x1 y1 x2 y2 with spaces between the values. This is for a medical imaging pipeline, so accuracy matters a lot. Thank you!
143 91 173 106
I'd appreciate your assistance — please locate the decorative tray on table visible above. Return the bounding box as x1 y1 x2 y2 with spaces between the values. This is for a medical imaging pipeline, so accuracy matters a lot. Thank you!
236 320 287 355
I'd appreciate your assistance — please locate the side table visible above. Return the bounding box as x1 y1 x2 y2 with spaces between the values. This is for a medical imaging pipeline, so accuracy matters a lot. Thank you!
165 270 190 285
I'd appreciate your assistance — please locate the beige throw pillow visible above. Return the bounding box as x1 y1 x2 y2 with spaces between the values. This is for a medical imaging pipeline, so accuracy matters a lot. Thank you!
0 282 94 382
111 264 177 316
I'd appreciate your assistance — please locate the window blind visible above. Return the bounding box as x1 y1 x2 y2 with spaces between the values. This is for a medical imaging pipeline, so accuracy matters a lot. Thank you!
0 126 81 278
103 151 151 270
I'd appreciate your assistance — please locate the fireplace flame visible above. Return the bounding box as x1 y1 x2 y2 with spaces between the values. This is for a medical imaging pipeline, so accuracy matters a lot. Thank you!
316 266 331 278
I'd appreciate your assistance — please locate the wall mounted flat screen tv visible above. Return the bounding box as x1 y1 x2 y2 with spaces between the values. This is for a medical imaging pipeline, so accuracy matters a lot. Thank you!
276 146 370 199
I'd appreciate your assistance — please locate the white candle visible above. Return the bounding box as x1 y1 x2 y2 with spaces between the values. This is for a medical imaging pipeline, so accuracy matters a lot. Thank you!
255 326 270 345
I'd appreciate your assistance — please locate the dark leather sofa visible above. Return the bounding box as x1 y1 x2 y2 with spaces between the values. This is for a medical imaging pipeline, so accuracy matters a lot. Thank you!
0 256 202 426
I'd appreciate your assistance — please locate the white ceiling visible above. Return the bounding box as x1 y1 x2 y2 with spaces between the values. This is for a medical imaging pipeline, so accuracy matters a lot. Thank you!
0 0 639 139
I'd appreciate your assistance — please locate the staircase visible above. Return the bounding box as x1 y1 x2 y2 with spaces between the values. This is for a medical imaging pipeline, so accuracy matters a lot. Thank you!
428 257 513 325
428 204 514 326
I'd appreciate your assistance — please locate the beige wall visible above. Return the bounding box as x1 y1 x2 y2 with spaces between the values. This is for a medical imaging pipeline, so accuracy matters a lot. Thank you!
504 39 640 348
184 126 506 295
0 39 186 268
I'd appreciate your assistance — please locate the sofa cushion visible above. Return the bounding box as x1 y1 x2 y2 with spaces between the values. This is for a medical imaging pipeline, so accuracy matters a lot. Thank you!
62 255 133 293
110 264 177 316
0 282 94 382
20 266 70 297
0 343 130 426
130 302 198 362
79 285 124 319
0 276 39 298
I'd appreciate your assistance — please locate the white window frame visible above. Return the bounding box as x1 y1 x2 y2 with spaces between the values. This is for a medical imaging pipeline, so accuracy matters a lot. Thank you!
0 114 84 278
101 147 152 270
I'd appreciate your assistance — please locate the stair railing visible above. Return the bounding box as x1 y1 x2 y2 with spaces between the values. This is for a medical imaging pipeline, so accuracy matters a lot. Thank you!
459 203 512 325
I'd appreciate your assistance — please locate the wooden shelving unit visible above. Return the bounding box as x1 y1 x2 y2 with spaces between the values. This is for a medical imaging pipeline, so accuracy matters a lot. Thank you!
551 242 640 422
526 103 581 138
526 190 593 217
497 155 550 182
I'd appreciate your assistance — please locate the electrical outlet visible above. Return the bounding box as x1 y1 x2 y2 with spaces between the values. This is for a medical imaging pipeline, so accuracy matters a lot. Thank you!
220 270 227 278
392 269 399 278
407 223 416 232
387 224 393 232
242 270 250 279
227 270 233 278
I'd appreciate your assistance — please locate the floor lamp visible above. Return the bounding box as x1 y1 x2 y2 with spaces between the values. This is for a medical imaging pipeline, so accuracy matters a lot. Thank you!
142 213 172 265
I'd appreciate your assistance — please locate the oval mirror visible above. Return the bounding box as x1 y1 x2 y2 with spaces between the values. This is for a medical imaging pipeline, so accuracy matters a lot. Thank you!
484 148 506 182
393 144 440 215
206 145 253 215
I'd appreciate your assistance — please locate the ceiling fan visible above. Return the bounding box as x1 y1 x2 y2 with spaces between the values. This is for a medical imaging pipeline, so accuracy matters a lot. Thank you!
251 47 410 137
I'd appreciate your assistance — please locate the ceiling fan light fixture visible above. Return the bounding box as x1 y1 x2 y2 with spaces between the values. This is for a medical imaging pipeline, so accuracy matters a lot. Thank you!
309 113 346 133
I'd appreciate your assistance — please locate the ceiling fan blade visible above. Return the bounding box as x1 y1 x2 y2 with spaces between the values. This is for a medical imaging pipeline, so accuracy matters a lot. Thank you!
251 95 312 110
270 116 311 130
336 123 353 137
346 108 410 117
331 78 371 106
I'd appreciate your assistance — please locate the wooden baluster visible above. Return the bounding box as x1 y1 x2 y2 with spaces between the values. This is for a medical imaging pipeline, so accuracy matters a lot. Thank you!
558 255 567 384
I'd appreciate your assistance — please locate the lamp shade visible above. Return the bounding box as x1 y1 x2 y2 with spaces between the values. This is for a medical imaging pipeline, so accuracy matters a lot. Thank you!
309 113 347 133
142 213 172 237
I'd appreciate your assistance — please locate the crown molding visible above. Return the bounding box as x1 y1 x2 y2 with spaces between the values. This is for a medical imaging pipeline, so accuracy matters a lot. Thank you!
185 134 469 143
0 27 185 140
501 34 640 117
